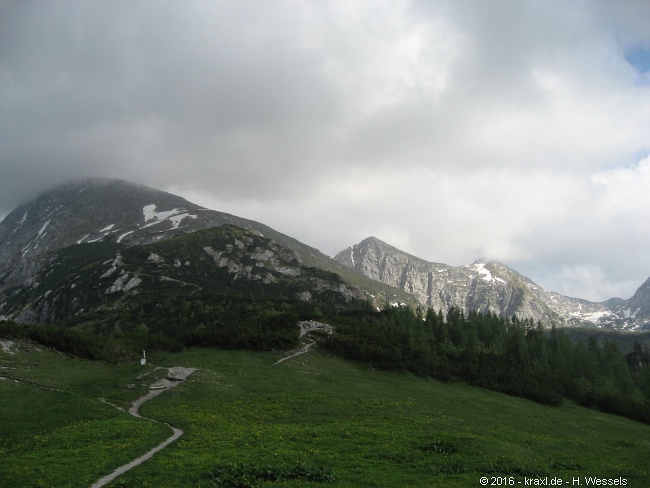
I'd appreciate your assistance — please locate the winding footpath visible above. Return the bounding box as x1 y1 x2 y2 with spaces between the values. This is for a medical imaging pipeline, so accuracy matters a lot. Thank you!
273 320 333 365
90 366 196 488
4 322 331 487
94 321 329 486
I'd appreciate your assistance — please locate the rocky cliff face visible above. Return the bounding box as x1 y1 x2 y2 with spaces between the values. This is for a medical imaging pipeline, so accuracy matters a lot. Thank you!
611 278 650 326
334 237 649 330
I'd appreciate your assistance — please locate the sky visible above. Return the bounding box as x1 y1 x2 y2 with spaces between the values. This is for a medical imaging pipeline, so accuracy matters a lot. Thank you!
1 0 649 302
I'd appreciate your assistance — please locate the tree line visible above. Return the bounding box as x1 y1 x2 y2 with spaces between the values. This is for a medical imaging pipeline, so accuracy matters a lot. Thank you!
321 306 650 423
3 298 650 424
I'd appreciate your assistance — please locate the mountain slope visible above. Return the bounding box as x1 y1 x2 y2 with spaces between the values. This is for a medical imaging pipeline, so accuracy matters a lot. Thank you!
614 278 650 323
3 346 649 487
0 178 412 321
3 178 648 331
0 178 254 291
334 236 649 330
1 225 367 328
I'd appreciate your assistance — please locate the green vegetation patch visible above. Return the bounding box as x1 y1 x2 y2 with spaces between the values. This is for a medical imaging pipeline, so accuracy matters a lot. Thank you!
117 348 650 487
0 341 171 487
3 336 650 487
0 416 168 488
208 461 336 486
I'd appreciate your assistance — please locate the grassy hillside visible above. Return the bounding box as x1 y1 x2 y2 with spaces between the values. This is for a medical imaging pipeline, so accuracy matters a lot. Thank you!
1 340 649 487
0 340 171 487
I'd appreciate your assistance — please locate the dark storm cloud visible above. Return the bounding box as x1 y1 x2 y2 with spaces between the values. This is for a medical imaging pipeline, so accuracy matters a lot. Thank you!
1 0 650 301
0 0 346 207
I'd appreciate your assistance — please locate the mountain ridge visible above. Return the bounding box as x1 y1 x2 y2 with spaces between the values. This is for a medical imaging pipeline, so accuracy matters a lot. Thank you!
334 236 649 330
1 178 648 331
0 178 412 322
2 225 369 327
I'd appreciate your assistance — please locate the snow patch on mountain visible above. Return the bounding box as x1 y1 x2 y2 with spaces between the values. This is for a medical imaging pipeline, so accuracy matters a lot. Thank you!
20 221 51 257
37 220 51 239
87 235 107 243
469 262 506 284
169 213 197 228
148 253 164 264
17 212 27 226
623 308 640 319
587 311 613 323
141 204 197 229
46 205 64 217
117 231 134 243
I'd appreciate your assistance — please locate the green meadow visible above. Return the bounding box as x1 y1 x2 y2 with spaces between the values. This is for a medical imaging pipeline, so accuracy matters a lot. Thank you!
1 341 649 487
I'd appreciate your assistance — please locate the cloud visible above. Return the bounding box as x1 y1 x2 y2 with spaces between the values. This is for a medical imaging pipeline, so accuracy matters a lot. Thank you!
1 0 649 302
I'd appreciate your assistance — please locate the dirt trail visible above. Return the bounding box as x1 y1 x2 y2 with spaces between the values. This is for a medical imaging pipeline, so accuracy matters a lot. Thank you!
273 321 333 365
90 366 196 488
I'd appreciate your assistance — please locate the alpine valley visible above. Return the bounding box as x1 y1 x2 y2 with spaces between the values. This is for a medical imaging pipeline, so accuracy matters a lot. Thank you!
3 178 650 487
0 177 648 331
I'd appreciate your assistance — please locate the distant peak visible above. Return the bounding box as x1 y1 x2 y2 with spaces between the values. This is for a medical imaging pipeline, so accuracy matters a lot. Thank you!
358 236 394 248
360 236 381 244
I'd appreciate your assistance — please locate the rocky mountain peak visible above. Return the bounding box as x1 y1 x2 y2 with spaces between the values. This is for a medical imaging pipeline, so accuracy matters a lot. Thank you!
614 277 650 323
334 236 650 331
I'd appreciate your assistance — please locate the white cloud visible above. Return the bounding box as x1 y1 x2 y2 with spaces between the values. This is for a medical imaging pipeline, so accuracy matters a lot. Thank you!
544 264 637 302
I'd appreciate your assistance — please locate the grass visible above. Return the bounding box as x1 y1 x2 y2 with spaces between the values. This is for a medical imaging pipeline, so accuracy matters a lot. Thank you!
2 341 650 487
0 341 171 487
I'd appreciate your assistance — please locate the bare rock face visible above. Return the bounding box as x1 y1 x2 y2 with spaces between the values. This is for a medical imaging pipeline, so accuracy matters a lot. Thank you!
607 278 650 328
335 237 649 330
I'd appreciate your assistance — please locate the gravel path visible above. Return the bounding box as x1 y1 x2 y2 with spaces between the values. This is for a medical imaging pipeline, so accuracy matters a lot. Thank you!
90 366 196 488
273 320 333 365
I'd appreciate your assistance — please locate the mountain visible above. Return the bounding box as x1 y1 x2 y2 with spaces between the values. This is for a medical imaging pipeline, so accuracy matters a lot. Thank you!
0 178 410 323
612 278 650 325
334 236 650 331
0 225 370 328
0 177 312 291
2 178 649 331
